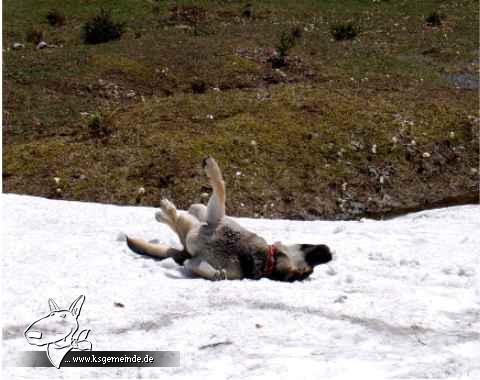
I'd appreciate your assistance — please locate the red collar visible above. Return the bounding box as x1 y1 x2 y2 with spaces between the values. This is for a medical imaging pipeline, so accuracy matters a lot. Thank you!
264 245 277 275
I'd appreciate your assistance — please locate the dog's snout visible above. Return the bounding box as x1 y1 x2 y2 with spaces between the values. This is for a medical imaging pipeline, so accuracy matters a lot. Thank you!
26 330 42 339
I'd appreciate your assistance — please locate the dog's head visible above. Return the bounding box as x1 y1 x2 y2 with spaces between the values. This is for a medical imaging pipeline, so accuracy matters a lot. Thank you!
269 243 332 282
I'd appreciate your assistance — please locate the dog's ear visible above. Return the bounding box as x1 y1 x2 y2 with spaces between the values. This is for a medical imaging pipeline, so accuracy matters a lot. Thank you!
301 244 332 266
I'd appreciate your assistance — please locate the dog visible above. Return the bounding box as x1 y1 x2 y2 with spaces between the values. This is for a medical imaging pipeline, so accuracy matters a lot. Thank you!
126 157 332 281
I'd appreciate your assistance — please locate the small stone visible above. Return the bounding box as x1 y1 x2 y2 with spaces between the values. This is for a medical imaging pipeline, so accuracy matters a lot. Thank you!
56 188 62 194
371 144 377 154
449 131 455 138
206 114 214 120
250 140 257 146
12 42 25 50
392 136 398 144
326 266 337 276
334 295 347 303
137 187 145 195
470 168 478 174
53 177 61 185
422 152 431 158
36 41 48 49
201 192 209 199
458 267 474 277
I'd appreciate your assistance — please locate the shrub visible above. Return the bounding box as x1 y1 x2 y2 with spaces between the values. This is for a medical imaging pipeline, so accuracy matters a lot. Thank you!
46 9 66 27
425 11 443 27
330 22 358 41
82 8 125 45
241 3 253 19
191 79 207 94
88 112 113 139
270 28 302 68
25 28 44 44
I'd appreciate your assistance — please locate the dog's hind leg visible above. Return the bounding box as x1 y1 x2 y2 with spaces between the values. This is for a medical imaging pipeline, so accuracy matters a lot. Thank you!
126 237 190 264
203 157 226 225
184 257 227 281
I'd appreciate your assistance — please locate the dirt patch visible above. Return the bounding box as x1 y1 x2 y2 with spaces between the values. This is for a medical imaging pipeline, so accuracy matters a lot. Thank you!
3 0 479 219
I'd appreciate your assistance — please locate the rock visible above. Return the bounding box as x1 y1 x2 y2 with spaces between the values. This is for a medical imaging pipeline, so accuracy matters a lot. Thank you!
36 41 48 49
12 42 25 50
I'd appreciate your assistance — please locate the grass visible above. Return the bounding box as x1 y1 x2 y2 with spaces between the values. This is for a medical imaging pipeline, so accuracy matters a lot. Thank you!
3 0 479 219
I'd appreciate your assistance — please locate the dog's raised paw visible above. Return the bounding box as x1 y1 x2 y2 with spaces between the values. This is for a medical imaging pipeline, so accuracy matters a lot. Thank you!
160 199 177 218
203 157 222 181
202 156 212 169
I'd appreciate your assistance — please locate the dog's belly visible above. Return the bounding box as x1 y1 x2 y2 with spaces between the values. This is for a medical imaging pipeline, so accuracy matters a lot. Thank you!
185 219 267 277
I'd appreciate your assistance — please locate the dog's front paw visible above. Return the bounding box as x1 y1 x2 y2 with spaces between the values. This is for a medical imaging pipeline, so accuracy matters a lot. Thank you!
213 269 227 281
160 199 177 220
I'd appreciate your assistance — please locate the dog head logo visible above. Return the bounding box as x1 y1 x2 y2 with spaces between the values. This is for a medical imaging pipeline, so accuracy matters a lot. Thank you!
24 295 92 368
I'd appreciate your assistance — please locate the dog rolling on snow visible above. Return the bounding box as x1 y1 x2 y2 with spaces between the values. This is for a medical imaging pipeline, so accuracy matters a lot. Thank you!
126 157 332 281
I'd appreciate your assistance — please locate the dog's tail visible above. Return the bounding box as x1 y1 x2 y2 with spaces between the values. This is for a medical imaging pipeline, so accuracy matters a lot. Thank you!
126 236 190 264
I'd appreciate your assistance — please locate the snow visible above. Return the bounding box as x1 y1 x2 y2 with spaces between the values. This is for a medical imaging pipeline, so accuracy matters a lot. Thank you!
2 193 479 379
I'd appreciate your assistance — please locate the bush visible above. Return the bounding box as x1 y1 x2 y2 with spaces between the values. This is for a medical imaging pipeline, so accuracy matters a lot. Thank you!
271 28 302 68
330 22 358 41
241 3 253 19
82 8 125 45
191 79 207 94
88 112 113 139
425 12 443 27
46 9 66 27
25 28 44 44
